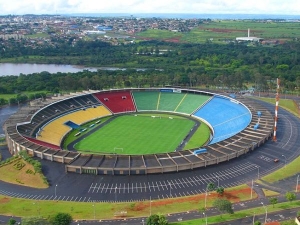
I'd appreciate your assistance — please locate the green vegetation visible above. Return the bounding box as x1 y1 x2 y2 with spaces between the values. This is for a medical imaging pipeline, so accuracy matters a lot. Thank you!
255 97 299 116
183 122 211 149
262 188 280 197
74 114 204 154
147 214 168 225
0 184 254 219
137 21 300 43
257 97 300 184
0 157 48 188
172 200 300 225
261 154 300 183
213 199 234 216
0 137 6 146
50 212 73 225
62 116 112 149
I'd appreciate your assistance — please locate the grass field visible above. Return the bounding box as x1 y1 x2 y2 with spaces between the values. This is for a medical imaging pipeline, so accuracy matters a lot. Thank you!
136 20 300 43
74 114 203 155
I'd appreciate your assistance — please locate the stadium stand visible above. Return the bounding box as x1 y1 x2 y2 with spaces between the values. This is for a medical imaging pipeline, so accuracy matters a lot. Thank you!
175 93 211 114
132 91 159 111
93 91 136 113
25 137 61 150
157 92 186 111
17 94 101 137
36 105 111 146
194 96 251 144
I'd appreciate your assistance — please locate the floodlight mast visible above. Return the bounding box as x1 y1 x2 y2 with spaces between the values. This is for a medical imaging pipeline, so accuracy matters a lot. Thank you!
273 78 280 141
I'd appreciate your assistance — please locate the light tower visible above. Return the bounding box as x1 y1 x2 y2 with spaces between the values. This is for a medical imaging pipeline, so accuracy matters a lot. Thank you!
273 78 280 141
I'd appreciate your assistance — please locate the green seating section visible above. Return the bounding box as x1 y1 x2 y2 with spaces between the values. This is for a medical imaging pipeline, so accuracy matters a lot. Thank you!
132 91 159 111
133 91 211 114
158 92 186 111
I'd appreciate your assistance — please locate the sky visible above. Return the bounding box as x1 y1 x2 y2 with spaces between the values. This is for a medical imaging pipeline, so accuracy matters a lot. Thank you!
0 0 300 15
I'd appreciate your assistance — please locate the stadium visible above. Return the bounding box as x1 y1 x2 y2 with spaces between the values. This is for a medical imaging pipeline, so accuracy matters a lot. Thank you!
3 88 274 176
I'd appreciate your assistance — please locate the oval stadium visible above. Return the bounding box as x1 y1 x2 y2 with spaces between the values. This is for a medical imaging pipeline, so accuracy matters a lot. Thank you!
3 88 274 175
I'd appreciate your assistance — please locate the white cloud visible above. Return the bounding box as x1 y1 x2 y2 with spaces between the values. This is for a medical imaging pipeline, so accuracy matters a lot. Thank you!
0 0 299 15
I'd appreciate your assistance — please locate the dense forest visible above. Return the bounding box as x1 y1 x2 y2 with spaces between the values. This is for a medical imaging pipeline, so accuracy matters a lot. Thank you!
1 38 300 106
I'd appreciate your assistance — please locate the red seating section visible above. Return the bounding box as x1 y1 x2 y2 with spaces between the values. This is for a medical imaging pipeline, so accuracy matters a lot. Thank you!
25 137 61 150
93 91 136 113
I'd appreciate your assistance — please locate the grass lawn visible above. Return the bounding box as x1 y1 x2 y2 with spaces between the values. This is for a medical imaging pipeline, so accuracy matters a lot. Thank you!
262 188 280 197
254 97 299 116
74 114 196 154
172 200 300 225
0 158 48 189
183 122 211 149
261 156 300 183
62 116 112 149
0 184 256 219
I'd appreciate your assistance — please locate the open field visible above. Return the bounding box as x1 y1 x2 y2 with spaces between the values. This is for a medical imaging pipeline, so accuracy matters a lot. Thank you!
0 184 255 219
136 20 300 43
255 97 299 116
74 114 202 155
0 158 48 189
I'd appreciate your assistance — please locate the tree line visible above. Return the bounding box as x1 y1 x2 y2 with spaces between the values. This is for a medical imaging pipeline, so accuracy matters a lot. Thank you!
1 39 300 106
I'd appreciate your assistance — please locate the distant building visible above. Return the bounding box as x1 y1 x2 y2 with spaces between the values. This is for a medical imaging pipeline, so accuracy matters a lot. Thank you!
236 28 263 42
84 30 106 35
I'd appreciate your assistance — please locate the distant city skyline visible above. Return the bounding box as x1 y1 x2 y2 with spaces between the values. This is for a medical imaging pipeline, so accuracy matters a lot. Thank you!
0 0 300 16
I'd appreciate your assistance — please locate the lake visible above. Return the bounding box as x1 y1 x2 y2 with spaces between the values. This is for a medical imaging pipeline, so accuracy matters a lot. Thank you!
0 63 152 76
0 63 99 76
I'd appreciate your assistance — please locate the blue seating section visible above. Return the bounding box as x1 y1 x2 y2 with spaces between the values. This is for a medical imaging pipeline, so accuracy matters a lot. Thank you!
194 96 251 144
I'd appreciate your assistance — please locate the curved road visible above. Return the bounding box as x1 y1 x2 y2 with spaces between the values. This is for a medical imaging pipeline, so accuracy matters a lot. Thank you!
0 99 300 203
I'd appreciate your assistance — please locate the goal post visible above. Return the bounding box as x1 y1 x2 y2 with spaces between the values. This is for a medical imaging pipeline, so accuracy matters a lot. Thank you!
114 147 124 154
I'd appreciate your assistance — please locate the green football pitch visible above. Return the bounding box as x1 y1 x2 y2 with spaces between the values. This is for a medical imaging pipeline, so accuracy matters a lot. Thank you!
74 114 198 155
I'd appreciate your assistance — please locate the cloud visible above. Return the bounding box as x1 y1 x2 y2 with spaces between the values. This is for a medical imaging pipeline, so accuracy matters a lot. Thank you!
0 0 299 15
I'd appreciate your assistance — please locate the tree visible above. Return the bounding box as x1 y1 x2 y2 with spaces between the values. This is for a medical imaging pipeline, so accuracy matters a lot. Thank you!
207 183 215 192
216 187 225 196
50 213 72 225
8 218 16 225
213 199 234 216
269 197 278 208
285 192 297 202
254 221 261 225
146 214 168 225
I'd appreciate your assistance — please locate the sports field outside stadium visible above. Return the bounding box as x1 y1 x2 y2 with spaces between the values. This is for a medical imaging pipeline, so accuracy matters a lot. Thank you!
69 113 211 155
